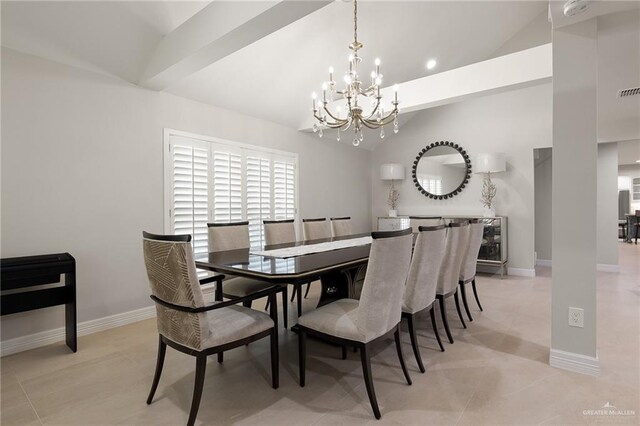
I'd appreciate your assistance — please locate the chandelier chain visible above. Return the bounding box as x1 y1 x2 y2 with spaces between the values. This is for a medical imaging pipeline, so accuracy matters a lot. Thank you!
353 0 358 46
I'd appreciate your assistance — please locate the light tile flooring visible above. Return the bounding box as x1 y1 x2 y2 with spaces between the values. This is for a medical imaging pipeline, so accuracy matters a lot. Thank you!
2 244 638 425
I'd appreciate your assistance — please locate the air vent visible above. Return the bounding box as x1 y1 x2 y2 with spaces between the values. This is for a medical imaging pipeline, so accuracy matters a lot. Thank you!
618 87 640 98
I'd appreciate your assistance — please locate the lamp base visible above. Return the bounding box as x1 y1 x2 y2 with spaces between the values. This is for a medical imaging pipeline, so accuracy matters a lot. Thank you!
389 210 398 217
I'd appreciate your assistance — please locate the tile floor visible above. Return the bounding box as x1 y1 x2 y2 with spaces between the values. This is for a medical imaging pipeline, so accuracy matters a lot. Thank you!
1 243 638 425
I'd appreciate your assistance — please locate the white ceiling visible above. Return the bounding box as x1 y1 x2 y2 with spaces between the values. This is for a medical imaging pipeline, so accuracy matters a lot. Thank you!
165 1 547 129
1 0 547 135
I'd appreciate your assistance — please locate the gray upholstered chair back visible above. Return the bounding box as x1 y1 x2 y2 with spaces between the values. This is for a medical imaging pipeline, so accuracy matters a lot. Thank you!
264 219 296 246
357 229 413 342
330 217 353 237
437 222 470 295
207 222 250 252
460 220 485 282
303 218 330 241
403 225 447 314
410 216 444 233
142 233 209 350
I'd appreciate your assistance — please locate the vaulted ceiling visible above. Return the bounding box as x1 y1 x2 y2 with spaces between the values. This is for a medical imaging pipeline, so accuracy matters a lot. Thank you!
2 1 548 131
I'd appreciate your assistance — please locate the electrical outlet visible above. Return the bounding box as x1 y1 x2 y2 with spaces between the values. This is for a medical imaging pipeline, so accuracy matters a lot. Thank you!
568 307 584 328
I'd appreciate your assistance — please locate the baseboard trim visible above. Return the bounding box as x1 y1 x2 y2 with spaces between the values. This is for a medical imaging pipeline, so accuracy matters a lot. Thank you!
0 306 156 357
597 264 620 273
534 260 619 273
507 267 536 277
549 348 600 377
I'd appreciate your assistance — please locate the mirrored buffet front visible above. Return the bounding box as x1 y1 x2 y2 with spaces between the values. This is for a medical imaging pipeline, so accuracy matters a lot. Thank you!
378 216 508 277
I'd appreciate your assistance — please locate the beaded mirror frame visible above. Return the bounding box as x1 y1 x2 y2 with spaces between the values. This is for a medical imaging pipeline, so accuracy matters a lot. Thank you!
412 141 472 199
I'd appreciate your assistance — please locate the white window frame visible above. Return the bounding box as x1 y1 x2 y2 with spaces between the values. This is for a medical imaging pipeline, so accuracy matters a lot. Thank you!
163 128 299 244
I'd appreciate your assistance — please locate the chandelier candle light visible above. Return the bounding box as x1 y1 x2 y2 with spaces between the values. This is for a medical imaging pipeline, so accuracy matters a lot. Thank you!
311 0 399 146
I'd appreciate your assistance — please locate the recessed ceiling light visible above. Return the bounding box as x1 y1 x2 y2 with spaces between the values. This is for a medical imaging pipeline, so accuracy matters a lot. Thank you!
563 0 590 17
426 59 437 70
636 159 640 163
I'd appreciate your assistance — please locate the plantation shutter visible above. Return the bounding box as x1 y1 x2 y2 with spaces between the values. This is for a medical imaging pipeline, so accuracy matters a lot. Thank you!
212 151 243 222
274 160 296 220
170 143 209 256
246 156 271 248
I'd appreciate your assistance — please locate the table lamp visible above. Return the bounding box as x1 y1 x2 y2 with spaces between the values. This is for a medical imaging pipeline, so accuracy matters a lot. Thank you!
474 153 506 217
380 163 405 217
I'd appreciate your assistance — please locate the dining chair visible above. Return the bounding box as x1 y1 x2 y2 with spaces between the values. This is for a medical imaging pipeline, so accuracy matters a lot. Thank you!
435 221 470 344
302 218 331 240
297 228 414 420
458 219 486 320
263 219 306 318
207 222 288 330
264 219 297 246
330 216 353 237
409 216 444 233
142 231 279 426
402 224 447 372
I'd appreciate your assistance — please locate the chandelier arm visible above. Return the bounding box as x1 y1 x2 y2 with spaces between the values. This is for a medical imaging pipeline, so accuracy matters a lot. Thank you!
322 105 343 123
366 98 382 120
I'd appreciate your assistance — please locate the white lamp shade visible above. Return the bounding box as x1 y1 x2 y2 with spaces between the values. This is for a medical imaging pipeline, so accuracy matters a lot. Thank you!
475 153 506 174
380 163 405 180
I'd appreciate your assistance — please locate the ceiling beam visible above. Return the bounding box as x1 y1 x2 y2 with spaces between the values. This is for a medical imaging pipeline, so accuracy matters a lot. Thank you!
140 1 332 91
299 43 552 132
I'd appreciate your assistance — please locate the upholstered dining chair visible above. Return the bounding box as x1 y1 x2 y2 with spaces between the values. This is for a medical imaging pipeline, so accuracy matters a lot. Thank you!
435 221 470 344
330 216 353 237
409 216 444 233
264 219 297 246
263 219 306 318
142 232 279 426
207 222 288 330
302 218 331 240
402 224 447 372
458 219 486 320
297 228 414 420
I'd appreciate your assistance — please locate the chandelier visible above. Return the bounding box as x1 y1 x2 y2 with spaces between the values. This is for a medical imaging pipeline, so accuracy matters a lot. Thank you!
311 0 399 146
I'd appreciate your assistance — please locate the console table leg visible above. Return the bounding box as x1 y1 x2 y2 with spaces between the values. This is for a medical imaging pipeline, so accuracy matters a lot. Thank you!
65 271 77 352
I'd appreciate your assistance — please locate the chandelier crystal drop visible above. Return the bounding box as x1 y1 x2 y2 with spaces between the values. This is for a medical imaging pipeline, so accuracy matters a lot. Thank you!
311 0 399 146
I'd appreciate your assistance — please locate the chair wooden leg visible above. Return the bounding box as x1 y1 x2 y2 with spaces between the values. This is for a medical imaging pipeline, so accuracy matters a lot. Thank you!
429 306 445 352
472 278 483 311
290 286 297 302
298 330 306 387
438 296 454 344
296 284 303 318
394 327 413 385
187 354 207 426
454 290 467 329
281 287 288 329
217 352 223 363
406 314 425 373
243 300 252 308
304 282 311 298
146 336 166 404
341 345 347 360
360 344 381 419
460 282 473 322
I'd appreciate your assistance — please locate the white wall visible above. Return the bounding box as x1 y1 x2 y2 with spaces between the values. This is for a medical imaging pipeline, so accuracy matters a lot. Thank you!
596 143 619 267
0 48 372 342
534 144 620 267
534 148 552 262
371 84 553 271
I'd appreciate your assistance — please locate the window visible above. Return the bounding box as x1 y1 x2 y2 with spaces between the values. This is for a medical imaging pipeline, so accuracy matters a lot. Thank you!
419 177 443 195
164 130 298 253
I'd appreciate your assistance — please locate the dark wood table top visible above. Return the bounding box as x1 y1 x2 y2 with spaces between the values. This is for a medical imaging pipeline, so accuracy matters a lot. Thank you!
194 233 372 284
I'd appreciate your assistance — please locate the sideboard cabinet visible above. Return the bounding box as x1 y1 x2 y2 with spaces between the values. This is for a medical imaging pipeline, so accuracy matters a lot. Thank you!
377 215 508 277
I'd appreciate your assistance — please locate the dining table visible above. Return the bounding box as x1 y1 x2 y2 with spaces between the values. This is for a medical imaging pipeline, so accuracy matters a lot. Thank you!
194 233 373 324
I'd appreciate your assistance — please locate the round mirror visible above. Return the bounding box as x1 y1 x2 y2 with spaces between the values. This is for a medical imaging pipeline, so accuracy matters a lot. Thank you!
412 141 471 199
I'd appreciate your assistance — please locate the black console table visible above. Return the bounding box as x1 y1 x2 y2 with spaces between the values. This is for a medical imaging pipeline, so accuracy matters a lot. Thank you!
1 253 77 352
